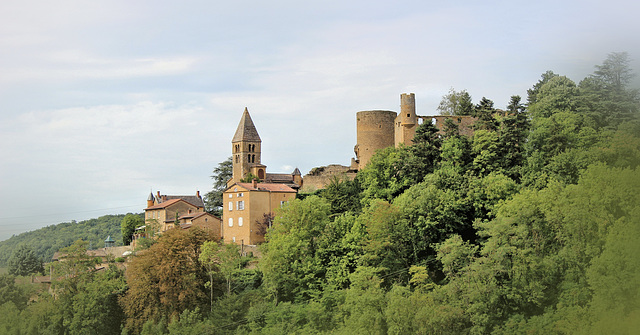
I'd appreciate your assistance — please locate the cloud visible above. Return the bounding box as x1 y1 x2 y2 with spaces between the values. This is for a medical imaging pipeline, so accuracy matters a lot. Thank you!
0 52 199 86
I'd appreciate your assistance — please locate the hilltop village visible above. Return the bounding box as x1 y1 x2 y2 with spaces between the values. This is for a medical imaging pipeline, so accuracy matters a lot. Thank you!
141 93 478 246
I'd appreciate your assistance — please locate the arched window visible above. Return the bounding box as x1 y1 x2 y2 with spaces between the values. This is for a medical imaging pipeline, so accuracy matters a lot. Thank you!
251 155 255 163
258 169 265 179
248 155 251 163
228 218 233 227
238 217 243 227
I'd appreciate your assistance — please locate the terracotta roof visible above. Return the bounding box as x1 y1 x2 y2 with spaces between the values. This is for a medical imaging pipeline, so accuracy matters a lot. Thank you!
232 108 261 143
235 182 296 193
178 213 197 220
265 173 294 183
162 195 205 208
145 198 182 210
191 212 208 219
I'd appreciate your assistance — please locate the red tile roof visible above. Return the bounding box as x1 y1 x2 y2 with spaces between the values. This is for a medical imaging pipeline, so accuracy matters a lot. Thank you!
235 182 296 193
145 198 182 210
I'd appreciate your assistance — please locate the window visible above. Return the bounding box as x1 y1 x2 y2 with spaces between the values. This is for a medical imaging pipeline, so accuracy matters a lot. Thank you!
228 194 232 198
228 218 233 227
238 193 243 197
280 200 286 207
238 217 243 227
228 202 233 211
232 237 236 242
237 201 244 210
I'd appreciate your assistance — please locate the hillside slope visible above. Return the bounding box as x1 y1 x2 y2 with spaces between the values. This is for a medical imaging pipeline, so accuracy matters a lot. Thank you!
0 213 142 266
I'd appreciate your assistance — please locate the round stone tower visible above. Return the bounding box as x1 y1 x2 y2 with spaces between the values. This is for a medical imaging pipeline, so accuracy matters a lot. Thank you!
399 93 417 125
355 110 397 170
395 93 418 146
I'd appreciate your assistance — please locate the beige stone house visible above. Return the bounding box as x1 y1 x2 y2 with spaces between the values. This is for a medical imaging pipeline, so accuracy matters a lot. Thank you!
144 191 206 232
178 211 222 238
223 180 296 245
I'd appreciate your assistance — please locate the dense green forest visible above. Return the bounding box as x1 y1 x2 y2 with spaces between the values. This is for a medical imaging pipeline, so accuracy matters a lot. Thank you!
0 214 139 266
0 53 638 334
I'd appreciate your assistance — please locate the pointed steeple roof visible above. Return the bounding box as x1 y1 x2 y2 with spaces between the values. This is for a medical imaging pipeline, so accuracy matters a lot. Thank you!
292 167 301 176
232 107 261 143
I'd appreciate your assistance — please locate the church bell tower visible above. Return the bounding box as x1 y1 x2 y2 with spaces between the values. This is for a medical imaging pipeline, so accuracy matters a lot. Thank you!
231 108 265 185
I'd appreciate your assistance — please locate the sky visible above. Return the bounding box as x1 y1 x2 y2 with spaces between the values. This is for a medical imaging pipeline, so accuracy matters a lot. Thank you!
1 0 639 241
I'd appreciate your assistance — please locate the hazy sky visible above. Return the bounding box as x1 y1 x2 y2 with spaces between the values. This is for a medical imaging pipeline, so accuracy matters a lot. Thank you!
1 0 638 241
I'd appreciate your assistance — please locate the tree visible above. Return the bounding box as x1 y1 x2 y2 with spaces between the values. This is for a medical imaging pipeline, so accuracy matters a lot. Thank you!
527 70 558 105
318 176 362 215
398 121 442 184
254 212 275 237
0 274 30 310
240 172 261 183
499 96 530 181
437 88 474 116
64 266 127 335
528 76 579 119
199 241 242 301
261 196 331 302
52 240 100 293
120 227 215 333
579 52 639 129
8 245 44 276
120 213 144 245
204 157 233 216
592 51 634 91
473 97 498 131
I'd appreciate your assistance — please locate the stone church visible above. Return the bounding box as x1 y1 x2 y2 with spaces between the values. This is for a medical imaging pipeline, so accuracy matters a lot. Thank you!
222 108 301 245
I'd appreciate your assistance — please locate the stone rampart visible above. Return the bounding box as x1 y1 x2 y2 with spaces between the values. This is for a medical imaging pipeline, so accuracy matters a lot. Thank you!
301 164 357 192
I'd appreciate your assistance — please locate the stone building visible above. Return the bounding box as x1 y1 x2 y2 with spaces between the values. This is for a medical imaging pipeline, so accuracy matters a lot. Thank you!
223 180 296 245
178 212 222 237
352 93 477 170
223 108 301 245
144 191 206 232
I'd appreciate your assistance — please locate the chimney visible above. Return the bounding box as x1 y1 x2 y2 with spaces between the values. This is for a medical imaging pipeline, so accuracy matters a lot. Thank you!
196 190 200 198
252 179 258 189
157 191 161 198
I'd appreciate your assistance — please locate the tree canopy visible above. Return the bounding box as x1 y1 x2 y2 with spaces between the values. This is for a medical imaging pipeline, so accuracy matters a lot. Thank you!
8 245 44 276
